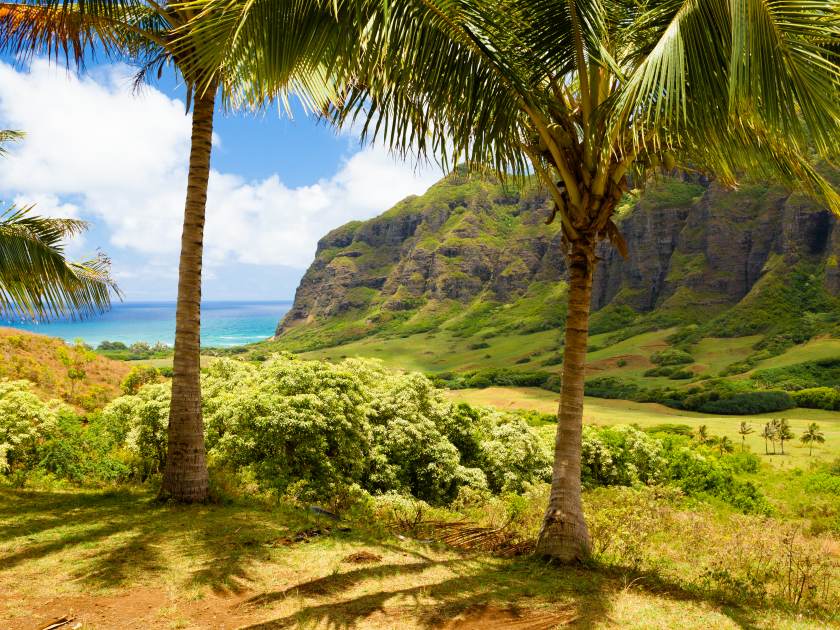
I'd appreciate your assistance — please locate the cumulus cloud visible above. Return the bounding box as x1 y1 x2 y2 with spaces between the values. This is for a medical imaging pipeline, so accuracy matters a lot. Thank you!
0 60 442 280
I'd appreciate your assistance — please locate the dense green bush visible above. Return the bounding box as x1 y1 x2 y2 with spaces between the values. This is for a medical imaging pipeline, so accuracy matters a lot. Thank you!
650 348 694 366
578 424 769 513
106 357 551 504
693 390 794 414
433 367 553 390
792 387 840 410
0 380 64 474
751 359 840 391
581 425 666 487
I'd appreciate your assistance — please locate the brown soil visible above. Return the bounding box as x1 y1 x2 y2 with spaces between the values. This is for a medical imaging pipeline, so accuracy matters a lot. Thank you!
6 591 578 630
436 604 578 629
343 550 383 564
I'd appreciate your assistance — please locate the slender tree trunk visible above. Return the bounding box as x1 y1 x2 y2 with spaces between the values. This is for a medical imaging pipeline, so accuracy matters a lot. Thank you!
160 84 217 502
535 239 595 562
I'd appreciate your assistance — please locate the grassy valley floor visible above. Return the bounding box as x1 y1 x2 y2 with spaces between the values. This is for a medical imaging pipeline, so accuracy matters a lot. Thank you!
0 488 835 630
446 389 840 468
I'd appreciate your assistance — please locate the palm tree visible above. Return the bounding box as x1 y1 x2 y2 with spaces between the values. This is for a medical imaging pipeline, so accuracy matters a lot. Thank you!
0 0 346 502
0 131 117 318
738 422 754 452
201 0 840 560
694 424 710 445
761 422 776 455
777 418 794 455
800 423 825 456
718 436 734 456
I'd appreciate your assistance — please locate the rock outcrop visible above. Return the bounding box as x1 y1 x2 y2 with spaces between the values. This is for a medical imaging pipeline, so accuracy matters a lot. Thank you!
278 172 839 341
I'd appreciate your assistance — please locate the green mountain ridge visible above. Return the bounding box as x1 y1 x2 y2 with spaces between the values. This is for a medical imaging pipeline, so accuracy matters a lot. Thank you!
269 169 837 348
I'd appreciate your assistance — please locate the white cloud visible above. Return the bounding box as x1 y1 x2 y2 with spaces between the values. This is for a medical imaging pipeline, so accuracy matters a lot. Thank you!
0 60 442 281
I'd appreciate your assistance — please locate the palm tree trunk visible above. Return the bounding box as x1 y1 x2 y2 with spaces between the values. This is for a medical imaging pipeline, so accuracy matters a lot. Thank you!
160 84 217 503
535 239 594 562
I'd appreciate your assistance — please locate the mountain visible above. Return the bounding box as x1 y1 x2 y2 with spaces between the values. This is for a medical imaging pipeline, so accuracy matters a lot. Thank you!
272 169 840 366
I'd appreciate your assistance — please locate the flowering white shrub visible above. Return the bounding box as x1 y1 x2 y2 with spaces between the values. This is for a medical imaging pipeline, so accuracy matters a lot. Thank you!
102 355 551 503
0 380 67 473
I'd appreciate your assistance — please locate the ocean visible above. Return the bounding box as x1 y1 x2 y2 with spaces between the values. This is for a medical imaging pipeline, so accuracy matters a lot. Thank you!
2 301 291 348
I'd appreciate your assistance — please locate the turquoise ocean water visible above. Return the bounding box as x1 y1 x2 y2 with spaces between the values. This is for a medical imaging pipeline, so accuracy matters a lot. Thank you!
2 301 291 347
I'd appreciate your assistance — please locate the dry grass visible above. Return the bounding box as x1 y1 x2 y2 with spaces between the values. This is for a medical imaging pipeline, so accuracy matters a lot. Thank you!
0 328 130 409
0 487 837 629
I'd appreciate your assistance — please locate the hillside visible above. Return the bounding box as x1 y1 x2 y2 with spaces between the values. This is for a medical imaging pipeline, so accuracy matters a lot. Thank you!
0 328 131 410
262 171 840 390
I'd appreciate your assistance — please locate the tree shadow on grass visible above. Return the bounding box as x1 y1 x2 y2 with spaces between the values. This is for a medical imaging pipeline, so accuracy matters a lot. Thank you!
240 557 611 629
0 488 319 594
0 489 804 629
239 556 778 630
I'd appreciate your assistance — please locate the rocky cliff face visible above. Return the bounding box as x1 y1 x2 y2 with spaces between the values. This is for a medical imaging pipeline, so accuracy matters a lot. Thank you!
278 172 840 344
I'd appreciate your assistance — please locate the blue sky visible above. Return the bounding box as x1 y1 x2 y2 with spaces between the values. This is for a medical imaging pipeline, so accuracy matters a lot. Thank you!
0 58 442 301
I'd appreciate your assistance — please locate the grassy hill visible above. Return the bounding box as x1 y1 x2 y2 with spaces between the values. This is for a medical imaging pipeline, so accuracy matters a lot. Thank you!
0 328 131 410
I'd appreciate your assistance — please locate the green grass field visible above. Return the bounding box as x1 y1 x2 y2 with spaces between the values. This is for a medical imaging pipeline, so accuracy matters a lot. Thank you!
446 387 840 468
1 488 834 630
301 329 559 373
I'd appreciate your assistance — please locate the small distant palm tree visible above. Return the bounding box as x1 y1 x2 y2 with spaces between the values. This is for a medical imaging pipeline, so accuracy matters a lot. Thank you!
761 422 776 455
718 436 734 456
777 419 794 455
738 422 754 452
0 131 118 319
694 424 710 445
800 423 825 456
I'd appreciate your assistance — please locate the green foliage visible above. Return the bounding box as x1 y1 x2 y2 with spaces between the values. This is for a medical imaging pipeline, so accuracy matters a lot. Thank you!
433 368 553 390
101 383 170 480
579 424 770 513
581 425 666 488
650 348 694 366
0 380 63 474
695 391 795 415
586 377 795 415
96 340 171 361
106 356 551 504
792 387 840 410
752 359 840 391
120 365 161 395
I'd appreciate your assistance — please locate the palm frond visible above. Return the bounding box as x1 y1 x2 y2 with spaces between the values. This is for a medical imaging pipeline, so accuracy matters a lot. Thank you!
0 205 120 320
0 129 23 157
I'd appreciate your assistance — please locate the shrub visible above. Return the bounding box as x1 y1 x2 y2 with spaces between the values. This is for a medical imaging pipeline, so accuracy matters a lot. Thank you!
650 348 694 366
106 356 551 505
101 383 170 480
468 341 490 350
121 366 161 395
644 423 693 437
584 377 641 400
0 380 64 474
696 390 794 414
581 425 666 487
792 387 840 411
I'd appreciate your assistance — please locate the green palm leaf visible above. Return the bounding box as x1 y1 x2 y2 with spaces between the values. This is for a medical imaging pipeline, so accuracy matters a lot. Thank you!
0 205 120 320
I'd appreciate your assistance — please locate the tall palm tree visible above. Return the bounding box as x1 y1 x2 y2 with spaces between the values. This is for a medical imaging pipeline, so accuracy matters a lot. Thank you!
800 423 825 456
205 0 840 561
0 0 346 501
0 131 117 318
190 0 840 558
738 421 754 452
718 435 734 456
761 422 775 455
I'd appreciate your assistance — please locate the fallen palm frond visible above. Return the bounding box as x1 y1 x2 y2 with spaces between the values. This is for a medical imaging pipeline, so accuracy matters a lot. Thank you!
393 518 536 557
